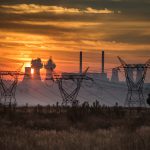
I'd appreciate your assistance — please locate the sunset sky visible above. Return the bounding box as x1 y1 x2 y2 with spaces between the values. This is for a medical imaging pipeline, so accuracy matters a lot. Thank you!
0 0 150 75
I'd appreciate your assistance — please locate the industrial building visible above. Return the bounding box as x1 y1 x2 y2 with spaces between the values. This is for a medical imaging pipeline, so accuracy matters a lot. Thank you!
9 50 149 107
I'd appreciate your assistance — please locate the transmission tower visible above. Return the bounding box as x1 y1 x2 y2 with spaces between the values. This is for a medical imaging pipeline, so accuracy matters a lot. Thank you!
47 67 92 106
0 71 24 107
118 57 150 107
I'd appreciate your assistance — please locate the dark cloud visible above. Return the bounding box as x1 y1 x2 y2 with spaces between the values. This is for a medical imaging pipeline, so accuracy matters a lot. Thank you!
0 0 150 15
0 0 150 51
104 32 150 44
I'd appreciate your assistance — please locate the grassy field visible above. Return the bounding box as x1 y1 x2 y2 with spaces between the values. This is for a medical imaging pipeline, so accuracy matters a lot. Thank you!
0 106 150 150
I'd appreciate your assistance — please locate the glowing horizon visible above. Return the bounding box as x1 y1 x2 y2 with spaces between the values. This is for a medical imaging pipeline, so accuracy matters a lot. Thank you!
0 0 150 80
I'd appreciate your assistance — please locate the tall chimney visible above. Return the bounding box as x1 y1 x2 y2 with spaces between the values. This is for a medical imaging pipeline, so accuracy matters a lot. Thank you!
80 51 82 74
102 50 104 73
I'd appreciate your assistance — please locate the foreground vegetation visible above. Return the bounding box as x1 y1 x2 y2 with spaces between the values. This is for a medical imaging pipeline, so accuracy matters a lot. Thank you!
0 126 150 150
0 105 150 150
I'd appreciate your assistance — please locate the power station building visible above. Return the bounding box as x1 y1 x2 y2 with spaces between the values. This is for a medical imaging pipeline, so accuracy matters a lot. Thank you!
80 50 119 82
31 58 43 80
23 67 31 80
111 68 119 83
44 58 56 79
22 51 124 83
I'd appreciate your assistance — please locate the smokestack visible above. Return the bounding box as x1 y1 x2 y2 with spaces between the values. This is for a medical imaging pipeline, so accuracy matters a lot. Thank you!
102 50 104 73
100 50 108 81
80 51 82 74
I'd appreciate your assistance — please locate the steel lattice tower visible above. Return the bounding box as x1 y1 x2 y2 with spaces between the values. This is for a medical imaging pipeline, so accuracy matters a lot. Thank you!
57 68 92 106
56 76 83 105
46 67 92 106
0 71 24 107
118 57 150 107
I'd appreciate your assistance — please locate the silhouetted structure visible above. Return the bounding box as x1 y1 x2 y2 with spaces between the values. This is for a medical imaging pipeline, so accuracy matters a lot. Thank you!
111 68 119 83
147 94 150 105
44 57 56 80
23 67 31 80
80 51 83 74
54 67 92 106
31 58 43 80
0 71 24 107
100 50 108 81
118 57 150 107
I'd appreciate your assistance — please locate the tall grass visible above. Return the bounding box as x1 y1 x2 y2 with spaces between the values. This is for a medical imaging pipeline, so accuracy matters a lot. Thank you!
0 126 150 150
0 106 150 150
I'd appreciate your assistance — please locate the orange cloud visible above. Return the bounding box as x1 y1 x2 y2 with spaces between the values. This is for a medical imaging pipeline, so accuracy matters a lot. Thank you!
85 7 114 14
0 2 149 74
1 4 116 14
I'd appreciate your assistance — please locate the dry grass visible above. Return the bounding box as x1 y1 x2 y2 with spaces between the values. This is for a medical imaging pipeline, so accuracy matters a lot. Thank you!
0 107 150 150
0 126 150 150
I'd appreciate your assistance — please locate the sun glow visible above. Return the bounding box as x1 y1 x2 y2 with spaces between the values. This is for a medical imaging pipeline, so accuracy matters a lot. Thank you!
25 62 31 67
31 68 34 75
24 62 34 74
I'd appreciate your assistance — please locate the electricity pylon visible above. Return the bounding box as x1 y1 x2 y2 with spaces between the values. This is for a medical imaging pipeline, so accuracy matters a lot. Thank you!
57 67 92 106
0 71 24 107
118 57 150 107
46 67 92 106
